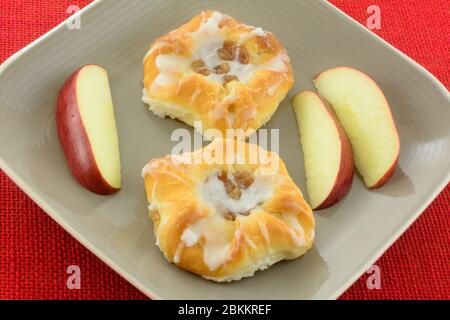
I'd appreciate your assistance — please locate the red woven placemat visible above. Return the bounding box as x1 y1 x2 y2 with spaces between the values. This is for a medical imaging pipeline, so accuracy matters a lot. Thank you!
0 0 449 300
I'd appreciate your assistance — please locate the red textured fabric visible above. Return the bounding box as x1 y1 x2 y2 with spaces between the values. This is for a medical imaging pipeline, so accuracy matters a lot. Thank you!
0 0 449 300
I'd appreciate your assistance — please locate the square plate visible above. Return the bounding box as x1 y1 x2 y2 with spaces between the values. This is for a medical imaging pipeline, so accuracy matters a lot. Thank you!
0 0 449 299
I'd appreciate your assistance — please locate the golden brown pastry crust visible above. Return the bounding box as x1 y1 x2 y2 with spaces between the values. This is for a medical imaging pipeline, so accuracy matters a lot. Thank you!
143 11 294 139
142 139 315 282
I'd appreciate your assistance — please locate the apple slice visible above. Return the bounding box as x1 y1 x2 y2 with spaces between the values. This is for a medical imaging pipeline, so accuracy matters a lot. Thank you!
56 64 121 195
314 67 400 189
292 91 354 210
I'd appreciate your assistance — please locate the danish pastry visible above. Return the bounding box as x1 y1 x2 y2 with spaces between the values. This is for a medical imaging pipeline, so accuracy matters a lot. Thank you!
143 11 294 139
142 139 315 282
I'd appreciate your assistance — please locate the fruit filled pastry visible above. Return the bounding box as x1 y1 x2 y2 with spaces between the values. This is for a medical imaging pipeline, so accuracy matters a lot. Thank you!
142 139 315 282
143 11 294 140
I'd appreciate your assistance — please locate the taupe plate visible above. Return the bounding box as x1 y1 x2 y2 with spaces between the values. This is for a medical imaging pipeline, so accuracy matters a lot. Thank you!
0 0 449 299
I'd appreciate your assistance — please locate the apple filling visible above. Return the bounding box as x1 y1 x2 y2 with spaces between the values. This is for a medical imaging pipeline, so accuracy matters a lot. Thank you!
200 170 272 221
218 170 254 199
217 40 250 64
218 170 254 220
190 40 250 85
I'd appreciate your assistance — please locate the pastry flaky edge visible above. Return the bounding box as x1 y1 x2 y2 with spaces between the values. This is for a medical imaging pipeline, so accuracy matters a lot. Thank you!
142 139 315 282
143 10 295 140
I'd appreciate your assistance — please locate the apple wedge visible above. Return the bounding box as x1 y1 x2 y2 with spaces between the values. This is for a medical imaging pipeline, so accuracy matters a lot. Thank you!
314 67 400 189
292 91 354 210
56 65 121 195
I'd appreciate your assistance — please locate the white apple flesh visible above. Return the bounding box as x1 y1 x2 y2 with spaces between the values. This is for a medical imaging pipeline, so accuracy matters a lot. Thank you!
314 67 400 189
292 91 354 210
56 65 121 195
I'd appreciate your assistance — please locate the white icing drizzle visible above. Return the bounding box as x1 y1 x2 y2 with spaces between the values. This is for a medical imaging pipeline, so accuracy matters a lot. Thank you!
258 220 271 245
219 52 288 84
173 242 185 264
189 85 202 105
151 54 190 90
148 203 157 212
190 11 225 40
244 233 257 250
222 87 238 104
156 54 189 72
208 87 240 126
142 163 151 177
239 27 266 43
143 42 166 62
180 215 232 271
261 54 289 73
147 181 158 211
282 214 305 247
267 79 284 96
200 173 273 216
152 73 173 89
190 12 226 83
234 225 243 248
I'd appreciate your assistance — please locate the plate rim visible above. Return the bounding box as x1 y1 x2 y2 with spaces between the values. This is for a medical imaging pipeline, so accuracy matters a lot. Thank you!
0 0 449 300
